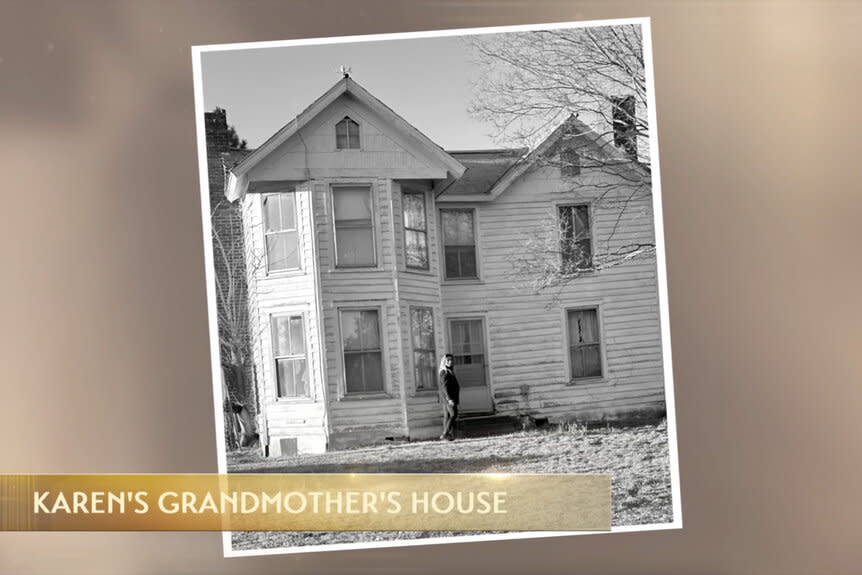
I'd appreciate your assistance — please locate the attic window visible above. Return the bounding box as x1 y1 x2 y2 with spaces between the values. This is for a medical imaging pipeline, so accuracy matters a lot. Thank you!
336 116 360 150
561 148 580 177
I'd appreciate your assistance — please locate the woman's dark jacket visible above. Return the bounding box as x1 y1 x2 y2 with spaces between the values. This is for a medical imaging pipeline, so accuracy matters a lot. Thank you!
439 368 460 405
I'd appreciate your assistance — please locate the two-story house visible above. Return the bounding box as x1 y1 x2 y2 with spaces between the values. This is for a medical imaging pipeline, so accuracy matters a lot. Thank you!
218 74 667 456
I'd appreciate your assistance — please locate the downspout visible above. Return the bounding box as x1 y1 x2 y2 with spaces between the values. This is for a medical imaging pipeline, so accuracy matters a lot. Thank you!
308 181 330 447
433 185 446 421
298 126 311 182
389 181 410 439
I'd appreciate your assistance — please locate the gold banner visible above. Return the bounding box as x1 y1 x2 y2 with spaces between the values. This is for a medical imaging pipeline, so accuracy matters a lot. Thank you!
0 474 610 532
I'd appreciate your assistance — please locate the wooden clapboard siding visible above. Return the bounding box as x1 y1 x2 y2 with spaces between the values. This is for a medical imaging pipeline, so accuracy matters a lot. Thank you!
321 300 405 434
405 396 445 440
439 162 665 420
389 182 447 437
247 95 445 182
241 184 328 453
314 177 405 436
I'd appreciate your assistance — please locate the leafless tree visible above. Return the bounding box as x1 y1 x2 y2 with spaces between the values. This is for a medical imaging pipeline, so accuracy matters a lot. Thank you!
211 192 262 449
468 24 656 296
469 24 648 159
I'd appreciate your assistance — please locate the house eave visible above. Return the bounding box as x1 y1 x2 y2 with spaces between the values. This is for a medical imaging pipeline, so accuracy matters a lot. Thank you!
224 76 465 201
225 171 247 202
483 115 650 200
435 193 494 203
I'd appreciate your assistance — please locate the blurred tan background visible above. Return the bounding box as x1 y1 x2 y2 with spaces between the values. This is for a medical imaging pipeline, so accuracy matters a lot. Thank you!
1 1 861 573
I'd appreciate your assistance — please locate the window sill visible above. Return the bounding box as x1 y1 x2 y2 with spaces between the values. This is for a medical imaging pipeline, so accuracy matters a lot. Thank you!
412 389 439 398
274 397 314 404
265 268 304 279
403 267 433 276
329 266 383 273
566 376 607 386
338 392 393 401
442 278 483 286
561 266 598 278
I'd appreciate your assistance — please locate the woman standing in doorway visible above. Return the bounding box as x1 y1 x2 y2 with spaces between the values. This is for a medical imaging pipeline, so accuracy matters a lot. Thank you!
439 354 460 441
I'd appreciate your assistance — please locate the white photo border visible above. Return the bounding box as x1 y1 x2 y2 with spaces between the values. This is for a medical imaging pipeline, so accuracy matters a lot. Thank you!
191 16 682 558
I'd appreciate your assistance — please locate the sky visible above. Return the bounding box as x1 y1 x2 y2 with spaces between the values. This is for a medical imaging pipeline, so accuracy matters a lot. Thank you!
200 33 502 151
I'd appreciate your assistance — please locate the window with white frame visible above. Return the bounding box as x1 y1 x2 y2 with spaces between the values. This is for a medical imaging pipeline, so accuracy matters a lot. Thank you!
403 191 429 270
335 116 360 150
567 308 603 380
333 186 375 267
441 208 477 279
271 314 308 398
410 307 436 391
559 204 593 272
262 193 299 273
340 309 384 394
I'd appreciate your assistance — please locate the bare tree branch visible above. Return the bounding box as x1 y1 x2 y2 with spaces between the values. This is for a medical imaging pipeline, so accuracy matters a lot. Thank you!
467 24 656 296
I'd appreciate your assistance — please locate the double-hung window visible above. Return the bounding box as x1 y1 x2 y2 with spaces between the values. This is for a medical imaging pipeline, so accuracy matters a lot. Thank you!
410 307 436 391
272 315 308 398
333 186 375 267
441 208 477 280
403 191 429 270
567 308 603 380
559 204 593 272
262 193 299 273
340 309 384 394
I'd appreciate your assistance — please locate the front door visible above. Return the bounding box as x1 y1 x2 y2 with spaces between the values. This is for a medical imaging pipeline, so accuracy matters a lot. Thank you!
448 318 493 414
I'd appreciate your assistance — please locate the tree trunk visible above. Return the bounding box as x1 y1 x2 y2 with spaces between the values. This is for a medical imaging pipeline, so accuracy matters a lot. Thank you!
226 343 258 447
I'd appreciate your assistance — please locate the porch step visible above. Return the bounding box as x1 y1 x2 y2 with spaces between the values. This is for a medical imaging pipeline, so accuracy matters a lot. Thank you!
457 414 521 438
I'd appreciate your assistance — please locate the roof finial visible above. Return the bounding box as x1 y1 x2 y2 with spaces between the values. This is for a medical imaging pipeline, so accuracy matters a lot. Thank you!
340 65 351 78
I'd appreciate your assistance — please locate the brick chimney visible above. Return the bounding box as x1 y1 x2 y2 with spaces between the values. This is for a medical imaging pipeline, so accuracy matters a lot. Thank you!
204 108 231 210
205 108 230 154
610 95 637 159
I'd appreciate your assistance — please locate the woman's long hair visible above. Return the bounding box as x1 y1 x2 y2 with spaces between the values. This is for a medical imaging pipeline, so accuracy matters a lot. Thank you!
439 353 453 373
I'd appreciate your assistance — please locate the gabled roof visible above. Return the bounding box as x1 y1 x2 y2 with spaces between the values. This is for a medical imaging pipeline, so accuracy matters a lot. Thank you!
437 114 648 202
225 76 466 201
440 148 528 196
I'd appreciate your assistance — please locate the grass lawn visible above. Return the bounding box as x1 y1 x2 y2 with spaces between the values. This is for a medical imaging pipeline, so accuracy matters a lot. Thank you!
227 419 673 551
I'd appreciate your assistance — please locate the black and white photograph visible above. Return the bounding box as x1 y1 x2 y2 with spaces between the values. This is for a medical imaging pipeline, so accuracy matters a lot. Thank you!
193 18 681 556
